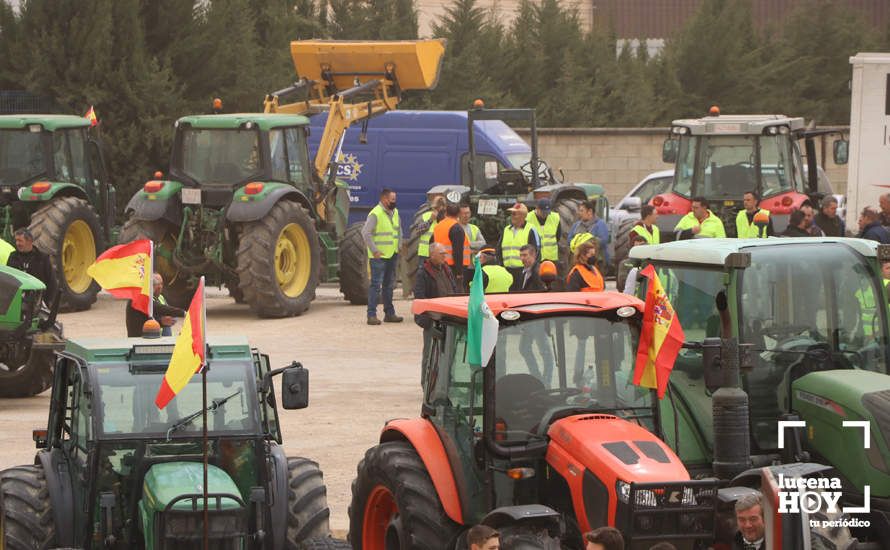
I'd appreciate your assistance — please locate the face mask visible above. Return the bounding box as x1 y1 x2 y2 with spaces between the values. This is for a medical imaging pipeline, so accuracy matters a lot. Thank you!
388 201 397 209
587 256 597 267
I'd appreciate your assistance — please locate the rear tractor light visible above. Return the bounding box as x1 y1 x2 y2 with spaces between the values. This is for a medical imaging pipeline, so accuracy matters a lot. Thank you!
143 181 164 193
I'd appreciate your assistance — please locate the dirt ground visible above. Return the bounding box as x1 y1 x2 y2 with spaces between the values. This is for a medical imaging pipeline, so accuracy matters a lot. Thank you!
0 284 424 535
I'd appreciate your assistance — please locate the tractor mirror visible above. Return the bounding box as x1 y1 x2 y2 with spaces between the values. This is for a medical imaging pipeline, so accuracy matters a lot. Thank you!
833 139 849 165
281 364 309 410
662 138 678 164
620 196 642 212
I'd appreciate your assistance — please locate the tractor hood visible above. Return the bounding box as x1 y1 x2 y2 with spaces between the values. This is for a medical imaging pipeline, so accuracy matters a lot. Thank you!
792 370 890 497
140 462 243 514
546 414 690 484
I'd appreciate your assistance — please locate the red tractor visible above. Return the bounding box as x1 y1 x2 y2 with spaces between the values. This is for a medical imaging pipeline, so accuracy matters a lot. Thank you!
348 292 720 549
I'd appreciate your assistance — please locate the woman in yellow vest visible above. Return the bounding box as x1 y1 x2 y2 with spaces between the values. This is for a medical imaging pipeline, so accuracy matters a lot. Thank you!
566 238 604 292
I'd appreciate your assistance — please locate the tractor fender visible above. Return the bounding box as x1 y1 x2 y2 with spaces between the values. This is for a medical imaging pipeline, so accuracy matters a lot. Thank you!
125 181 183 224
540 184 587 205
226 183 314 223
36 448 75 546
380 418 464 524
268 443 289 550
18 182 87 203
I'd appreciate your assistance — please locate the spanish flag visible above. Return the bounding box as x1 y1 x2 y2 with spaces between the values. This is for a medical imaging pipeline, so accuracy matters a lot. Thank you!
156 277 205 409
84 105 98 127
633 264 684 399
86 239 152 315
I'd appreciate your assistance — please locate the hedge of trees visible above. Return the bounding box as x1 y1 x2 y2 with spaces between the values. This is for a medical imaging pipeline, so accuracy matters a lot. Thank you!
0 0 883 201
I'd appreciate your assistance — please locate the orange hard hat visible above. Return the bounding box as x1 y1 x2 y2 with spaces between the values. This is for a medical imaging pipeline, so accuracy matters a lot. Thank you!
539 260 557 282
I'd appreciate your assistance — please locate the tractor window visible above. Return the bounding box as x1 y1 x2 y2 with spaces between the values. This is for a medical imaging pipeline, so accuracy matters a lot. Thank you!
285 128 309 184
179 128 261 184
270 129 288 182
61 364 91 452
493 316 649 442
759 134 802 197
673 136 696 197
67 128 88 185
0 129 46 185
695 135 757 199
92 361 260 437
52 131 74 182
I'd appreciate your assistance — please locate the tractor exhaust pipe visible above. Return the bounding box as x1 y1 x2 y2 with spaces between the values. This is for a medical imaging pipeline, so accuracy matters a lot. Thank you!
711 337 751 479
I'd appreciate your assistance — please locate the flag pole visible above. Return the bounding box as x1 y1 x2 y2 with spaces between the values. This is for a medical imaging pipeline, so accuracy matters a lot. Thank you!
148 240 154 320
200 277 209 549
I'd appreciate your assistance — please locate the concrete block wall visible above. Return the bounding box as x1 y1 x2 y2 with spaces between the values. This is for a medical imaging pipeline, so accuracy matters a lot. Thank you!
517 127 849 203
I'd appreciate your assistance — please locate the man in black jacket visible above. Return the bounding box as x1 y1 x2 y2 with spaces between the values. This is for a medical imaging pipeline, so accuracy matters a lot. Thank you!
414 243 457 384
7 228 56 305
126 273 185 337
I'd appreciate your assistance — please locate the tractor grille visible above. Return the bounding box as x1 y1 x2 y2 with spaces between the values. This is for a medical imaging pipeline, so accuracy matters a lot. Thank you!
616 480 719 545
160 509 247 549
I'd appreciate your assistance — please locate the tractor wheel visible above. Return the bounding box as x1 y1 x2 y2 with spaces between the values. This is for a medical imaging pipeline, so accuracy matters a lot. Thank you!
338 222 369 305
397 205 431 299
119 218 192 306
554 197 582 289
297 537 352 550
226 282 246 304
30 196 104 312
0 465 56 549
285 457 331 548
349 441 460 550
237 201 320 318
0 346 53 398
612 217 638 287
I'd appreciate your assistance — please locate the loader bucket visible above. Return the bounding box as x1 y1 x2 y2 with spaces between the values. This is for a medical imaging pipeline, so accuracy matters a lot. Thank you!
290 39 446 91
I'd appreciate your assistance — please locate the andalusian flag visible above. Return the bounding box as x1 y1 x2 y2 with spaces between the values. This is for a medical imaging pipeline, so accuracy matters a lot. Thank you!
155 277 206 409
84 105 98 127
467 256 499 367
633 264 684 399
87 239 152 315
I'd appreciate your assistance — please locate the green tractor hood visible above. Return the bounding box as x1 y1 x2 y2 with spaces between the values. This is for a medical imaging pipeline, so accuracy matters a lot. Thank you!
0 265 44 333
792 370 890 497
140 462 243 513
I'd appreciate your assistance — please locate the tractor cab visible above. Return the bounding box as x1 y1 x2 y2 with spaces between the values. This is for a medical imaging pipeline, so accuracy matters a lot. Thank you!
351 293 718 549
1 335 333 549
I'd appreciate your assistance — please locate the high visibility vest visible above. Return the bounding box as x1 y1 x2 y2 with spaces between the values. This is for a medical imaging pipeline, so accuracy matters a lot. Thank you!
367 204 400 259
433 217 471 267
465 223 481 243
158 294 167 306
501 224 534 268
526 211 560 260
631 224 660 244
482 265 513 293
736 209 770 238
855 287 878 338
0 238 12 265
674 211 726 238
567 263 604 292
418 211 436 257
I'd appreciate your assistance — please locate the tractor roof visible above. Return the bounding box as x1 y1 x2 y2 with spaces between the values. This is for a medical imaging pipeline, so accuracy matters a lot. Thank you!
64 334 252 363
177 113 310 131
0 115 90 131
670 114 805 135
629 237 880 267
412 291 643 320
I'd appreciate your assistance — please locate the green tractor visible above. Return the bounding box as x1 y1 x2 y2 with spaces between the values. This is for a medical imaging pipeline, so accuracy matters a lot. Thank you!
0 334 346 549
0 115 115 311
0 264 64 396
120 40 445 316
399 105 610 294
627 237 890 547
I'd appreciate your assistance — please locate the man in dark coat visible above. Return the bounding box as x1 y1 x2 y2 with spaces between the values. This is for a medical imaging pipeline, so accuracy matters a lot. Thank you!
414 243 457 384
858 207 890 244
7 228 56 305
814 195 845 237
781 209 811 237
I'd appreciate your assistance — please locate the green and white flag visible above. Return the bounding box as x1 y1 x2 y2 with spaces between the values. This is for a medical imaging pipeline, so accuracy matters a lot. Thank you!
467 256 499 367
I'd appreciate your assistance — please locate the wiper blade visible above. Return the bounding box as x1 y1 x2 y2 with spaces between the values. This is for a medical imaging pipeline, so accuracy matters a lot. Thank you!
165 388 242 440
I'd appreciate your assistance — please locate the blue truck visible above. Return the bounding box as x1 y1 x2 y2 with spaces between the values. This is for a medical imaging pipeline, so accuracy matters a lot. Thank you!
308 110 535 229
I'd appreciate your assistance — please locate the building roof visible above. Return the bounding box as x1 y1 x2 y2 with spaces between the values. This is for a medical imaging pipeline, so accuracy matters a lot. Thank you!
629 237 879 267
412 291 643 320
0 114 89 131
176 113 310 131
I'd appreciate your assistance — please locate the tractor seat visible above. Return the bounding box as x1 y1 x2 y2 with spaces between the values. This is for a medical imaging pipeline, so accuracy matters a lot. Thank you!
495 373 548 440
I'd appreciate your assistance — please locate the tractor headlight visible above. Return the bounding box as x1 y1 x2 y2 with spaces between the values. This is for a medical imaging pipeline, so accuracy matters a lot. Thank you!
616 481 699 507
616 481 658 507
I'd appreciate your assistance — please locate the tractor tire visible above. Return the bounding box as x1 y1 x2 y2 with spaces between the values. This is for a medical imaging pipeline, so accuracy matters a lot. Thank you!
118 218 193 307
612 217 638 285
338 222 369 306
285 457 331 548
349 441 461 550
554 197 582 289
237 201 320 318
227 282 246 304
296 537 352 550
398 205 431 299
0 347 54 398
0 464 57 549
30 196 104 312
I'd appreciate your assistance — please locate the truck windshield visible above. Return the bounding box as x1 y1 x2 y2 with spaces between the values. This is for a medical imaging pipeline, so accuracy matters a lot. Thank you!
0 129 46 185
493 315 652 442
674 134 804 199
92 360 260 437
179 128 261 184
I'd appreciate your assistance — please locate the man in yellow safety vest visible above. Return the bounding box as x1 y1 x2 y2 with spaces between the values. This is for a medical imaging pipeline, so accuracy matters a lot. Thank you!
526 198 561 264
362 188 404 325
631 205 660 244
499 203 540 283
675 197 726 239
416 197 446 266
735 191 773 238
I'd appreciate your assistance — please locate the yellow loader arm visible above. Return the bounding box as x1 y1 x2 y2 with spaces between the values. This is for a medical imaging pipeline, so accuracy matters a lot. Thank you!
264 39 446 186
